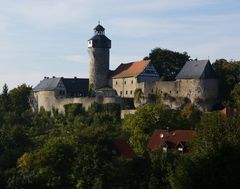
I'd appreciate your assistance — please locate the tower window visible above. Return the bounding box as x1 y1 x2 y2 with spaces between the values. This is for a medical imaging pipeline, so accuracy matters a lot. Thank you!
126 91 128 95
130 90 132 95
124 81 126 85
115 81 118 85
131 80 133 84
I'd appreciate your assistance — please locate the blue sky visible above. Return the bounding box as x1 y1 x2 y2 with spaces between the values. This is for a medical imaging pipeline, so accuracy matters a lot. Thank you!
0 0 240 89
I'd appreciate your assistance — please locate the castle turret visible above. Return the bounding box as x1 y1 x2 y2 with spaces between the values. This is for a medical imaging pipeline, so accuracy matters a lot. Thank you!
88 23 111 90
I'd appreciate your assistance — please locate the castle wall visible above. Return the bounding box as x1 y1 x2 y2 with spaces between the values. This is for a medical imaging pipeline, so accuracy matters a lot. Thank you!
33 91 57 112
136 78 218 104
32 91 122 113
136 81 177 97
177 79 218 101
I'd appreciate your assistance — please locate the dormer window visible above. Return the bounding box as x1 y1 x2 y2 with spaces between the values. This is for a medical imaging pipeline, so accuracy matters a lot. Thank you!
178 147 184 152
163 147 168 152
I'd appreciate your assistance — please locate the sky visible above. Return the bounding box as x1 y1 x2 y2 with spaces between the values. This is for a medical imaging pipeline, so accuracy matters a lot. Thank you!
0 0 240 89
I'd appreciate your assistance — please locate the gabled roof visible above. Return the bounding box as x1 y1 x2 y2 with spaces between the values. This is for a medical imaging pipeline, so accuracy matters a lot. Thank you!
147 129 195 151
113 138 136 159
33 77 61 91
94 24 105 32
62 78 89 95
33 77 89 95
175 60 216 79
112 60 151 79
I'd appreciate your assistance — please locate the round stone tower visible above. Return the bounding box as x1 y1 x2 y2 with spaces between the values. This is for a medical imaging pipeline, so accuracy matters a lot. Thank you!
88 23 111 90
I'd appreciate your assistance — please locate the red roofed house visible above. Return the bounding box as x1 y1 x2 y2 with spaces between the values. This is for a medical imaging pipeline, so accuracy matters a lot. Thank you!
111 60 160 98
147 129 195 154
113 138 136 159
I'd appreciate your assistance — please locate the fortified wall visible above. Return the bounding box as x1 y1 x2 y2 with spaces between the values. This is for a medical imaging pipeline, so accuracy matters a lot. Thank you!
137 78 218 111
31 91 122 113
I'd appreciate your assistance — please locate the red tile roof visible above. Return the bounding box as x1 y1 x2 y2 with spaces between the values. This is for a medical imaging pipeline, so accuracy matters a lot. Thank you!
114 138 136 159
147 129 195 151
112 60 151 78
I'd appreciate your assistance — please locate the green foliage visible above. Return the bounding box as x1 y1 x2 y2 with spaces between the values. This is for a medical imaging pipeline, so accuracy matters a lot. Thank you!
0 84 11 113
230 84 240 106
144 48 190 80
134 88 143 103
169 113 240 189
9 84 32 114
181 103 201 129
213 59 240 101
16 137 75 189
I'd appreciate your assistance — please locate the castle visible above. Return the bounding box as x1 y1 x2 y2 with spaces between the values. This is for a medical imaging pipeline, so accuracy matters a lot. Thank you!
31 23 218 113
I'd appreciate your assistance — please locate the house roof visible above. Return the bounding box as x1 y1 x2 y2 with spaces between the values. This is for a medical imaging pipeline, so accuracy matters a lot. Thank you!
62 78 89 95
33 77 89 95
33 77 61 91
113 138 136 159
112 60 151 79
89 34 111 41
175 60 216 79
94 24 105 32
147 129 195 151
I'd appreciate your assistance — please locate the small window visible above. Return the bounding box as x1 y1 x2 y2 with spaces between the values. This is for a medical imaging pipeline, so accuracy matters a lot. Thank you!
126 91 128 95
169 91 172 94
124 81 126 85
131 80 133 84
130 90 132 95
163 147 168 152
120 91 122 95
178 147 184 152
151 89 153 93
176 91 178 94
115 81 118 85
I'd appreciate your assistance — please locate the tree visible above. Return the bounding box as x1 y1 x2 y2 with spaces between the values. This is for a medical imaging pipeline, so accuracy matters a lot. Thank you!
64 103 85 123
169 112 240 189
0 84 11 113
230 84 240 107
144 48 190 80
9 84 32 114
17 137 75 189
212 59 240 102
181 103 201 129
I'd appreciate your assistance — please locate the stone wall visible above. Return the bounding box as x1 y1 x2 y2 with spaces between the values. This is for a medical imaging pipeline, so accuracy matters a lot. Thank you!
89 48 110 89
134 78 218 111
137 79 218 102
32 91 122 113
